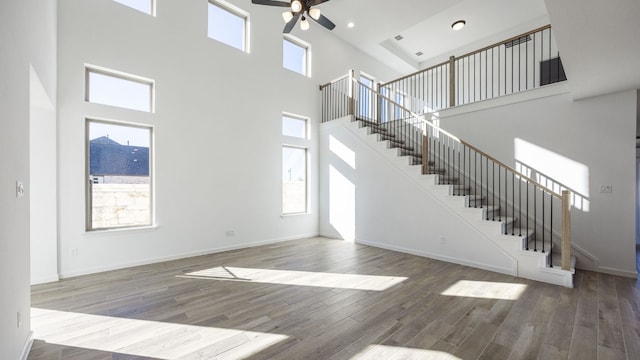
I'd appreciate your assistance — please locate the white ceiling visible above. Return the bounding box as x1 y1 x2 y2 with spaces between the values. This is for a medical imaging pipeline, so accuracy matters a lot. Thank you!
313 0 550 74
297 0 640 100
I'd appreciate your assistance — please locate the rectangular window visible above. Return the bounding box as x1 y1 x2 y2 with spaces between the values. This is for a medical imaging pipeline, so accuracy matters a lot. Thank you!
113 0 154 15
282 114 307 139
283 36 309 76
87 120 153 230
86 67 154 112
208 0 249 52
282 146 307 214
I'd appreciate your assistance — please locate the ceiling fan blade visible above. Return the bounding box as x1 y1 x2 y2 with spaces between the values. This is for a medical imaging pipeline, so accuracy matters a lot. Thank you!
309 0 330 5
283 13 301 33
251 0 290 7
310 13 336 30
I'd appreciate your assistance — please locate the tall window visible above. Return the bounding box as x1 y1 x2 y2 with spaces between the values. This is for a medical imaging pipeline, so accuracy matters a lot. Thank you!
208 0 249 52
87 120 153 230
113 0 155 15
282 146 307 214
85 66 154 113
283 36 310 76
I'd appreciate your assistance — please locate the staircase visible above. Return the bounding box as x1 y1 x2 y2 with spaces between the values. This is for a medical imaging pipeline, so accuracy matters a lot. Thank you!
350 115 575 287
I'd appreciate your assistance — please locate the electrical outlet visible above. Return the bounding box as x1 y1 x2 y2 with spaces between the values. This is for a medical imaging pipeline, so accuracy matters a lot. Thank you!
599 185 613 194
16 181 25 198
440 236 445 245
225 230 235 237
70 248 78 256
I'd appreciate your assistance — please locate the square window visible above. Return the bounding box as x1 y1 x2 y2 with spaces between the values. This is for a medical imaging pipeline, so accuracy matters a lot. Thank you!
113 0 154 15
283 36 309 76
208 1 249 52
87 120 153 230
282 146 307 214
282 114 307 139
86 67 154 112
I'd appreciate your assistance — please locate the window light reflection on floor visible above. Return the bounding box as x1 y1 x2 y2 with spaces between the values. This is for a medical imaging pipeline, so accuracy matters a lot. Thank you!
178 266 408 291
31 307 288 360
352 344 463 360
440 280 527 300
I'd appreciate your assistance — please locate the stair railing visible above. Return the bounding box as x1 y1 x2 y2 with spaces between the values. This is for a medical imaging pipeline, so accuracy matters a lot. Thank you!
320 74 572 270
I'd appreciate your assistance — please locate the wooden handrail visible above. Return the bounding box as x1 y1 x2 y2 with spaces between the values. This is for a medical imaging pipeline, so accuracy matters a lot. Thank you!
380 60 449 86
353 77 562 200
456 24 552 60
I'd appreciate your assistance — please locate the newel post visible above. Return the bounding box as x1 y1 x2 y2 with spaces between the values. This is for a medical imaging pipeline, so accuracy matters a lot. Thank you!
449 56 456 107
348 69 355 117
561 190 571 270
422 131 429 175
376 83 382 124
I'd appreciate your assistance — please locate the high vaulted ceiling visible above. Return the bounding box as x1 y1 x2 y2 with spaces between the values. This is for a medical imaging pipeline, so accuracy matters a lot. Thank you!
297 0 640 101
314 0 550 73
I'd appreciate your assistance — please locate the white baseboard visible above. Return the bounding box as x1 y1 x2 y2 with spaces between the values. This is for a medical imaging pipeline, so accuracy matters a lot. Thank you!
597 266 638 279
59 233 319 279
356 239 517 277
19 331 34 360
31 274 60 285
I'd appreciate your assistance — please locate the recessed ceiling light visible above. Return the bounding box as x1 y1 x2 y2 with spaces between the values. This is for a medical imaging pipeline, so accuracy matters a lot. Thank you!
452 20 466 31
347 22 355 28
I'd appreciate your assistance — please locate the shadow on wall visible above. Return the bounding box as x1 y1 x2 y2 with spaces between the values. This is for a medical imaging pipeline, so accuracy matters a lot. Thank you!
514 138 590 212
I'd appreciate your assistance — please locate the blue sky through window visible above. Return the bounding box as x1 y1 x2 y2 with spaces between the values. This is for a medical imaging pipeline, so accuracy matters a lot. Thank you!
87 71 153 112
208 2 246 51
113 0 153 15
283 38 306 75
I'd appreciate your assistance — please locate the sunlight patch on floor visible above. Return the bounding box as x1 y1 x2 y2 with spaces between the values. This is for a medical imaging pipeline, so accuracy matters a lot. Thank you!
179 266 408 291
31 307 288 360
352 344 462 360
441 280 527 300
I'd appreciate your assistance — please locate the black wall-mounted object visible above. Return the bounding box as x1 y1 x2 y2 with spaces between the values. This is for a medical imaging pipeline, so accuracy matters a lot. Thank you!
540 57 567 86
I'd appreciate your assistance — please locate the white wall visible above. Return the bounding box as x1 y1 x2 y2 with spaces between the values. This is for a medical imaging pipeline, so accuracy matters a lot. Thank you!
319 118 517 275
30 66 59 285
56 0 400 278
0 0 57 358
439 85 638 277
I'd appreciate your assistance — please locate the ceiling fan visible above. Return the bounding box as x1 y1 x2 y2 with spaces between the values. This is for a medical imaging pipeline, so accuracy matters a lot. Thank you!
251 0 336 33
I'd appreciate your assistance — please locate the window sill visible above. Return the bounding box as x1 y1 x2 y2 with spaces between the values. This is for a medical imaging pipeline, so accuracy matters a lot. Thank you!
85 224 159 236
281 212 311 218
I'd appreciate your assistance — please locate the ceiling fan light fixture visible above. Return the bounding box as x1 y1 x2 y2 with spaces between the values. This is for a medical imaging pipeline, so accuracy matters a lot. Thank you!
282 11 294 23
300 16 310 30
309 8 321 20
451 20 466 31
291 0 303 13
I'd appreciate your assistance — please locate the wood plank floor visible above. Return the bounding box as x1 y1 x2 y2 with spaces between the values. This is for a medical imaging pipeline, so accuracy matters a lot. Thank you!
28 237 640 360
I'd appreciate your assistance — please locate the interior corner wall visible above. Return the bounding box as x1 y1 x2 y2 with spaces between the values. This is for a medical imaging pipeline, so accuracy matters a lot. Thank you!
319 119 517 275
0 0 57 358
439 87 638 277
56 0 399 278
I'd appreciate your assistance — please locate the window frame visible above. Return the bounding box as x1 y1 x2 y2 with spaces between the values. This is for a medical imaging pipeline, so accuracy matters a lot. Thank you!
283 35 311 77
85 118 155 231
207 0 250 52
85 65 155 113
282 112 309 140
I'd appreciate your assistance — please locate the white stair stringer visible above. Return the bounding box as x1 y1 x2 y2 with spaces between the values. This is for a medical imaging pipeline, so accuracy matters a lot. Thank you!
343 116 575 288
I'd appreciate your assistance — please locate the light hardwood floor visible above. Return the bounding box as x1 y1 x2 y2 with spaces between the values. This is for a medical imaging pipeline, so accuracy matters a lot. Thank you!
28 237 640 360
